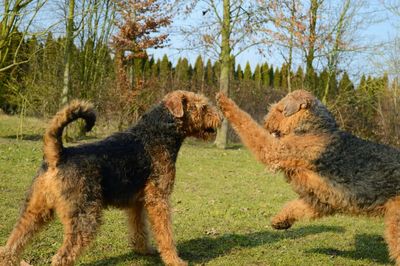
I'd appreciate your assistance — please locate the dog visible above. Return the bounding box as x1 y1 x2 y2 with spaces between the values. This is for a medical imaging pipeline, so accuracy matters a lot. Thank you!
0 90 222 266
216 90 400 264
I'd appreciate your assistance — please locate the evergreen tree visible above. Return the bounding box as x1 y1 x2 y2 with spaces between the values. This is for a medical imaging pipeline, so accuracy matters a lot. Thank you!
273 67 281 89
268 66 274 88
280 64 288 91
261 63 270 88
292 66 304 90
318 69 329 99
338 71 354 93
236 64 243 81
358 74 367 91
159 54 171 94
243 62 252 80
254 64 262 90
143 57 153 79
152 59 160 78
193 55 204 91
205 59 214 86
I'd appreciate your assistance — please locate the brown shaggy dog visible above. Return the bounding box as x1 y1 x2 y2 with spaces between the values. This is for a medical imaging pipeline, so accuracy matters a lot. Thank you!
0 90 221 266
216 90 400 264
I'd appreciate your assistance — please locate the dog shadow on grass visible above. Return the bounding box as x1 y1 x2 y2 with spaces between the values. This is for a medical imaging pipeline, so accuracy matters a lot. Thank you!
307 233 389 265
2 134 43 141
81 225 345 266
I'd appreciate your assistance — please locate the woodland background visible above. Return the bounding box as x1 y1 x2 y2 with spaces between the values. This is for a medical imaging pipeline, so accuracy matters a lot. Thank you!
1 0 399 146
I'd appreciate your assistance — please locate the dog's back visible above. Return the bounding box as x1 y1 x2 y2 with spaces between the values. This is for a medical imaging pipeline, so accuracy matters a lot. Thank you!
314 129 400 209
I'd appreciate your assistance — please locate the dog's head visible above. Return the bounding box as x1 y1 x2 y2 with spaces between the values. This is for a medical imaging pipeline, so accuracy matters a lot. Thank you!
163 90 222 140
263 90 337 137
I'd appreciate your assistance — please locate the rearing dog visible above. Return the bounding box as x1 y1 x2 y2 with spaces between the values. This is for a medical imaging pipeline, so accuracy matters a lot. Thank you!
0 90 221 266
216 90 400 264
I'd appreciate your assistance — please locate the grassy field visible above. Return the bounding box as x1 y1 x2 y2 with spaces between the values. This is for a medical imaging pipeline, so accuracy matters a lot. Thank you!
0 115 391 265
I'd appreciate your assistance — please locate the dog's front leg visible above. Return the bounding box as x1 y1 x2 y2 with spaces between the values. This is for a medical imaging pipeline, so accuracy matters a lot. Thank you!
271 198 331 230
144 182 187 266
384 197 400 265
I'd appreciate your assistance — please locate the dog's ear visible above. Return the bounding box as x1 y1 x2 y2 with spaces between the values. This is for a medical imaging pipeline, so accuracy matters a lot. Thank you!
164 92 186 118
283 98 309 117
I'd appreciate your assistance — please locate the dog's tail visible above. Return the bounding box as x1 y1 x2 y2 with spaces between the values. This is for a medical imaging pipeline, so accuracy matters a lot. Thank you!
44 100 96 167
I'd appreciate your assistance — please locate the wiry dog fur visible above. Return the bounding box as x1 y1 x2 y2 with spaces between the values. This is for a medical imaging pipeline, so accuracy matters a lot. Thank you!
0 90 221 266
216 90 400 264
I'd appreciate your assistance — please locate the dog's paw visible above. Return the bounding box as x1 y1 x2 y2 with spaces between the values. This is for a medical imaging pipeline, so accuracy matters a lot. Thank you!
215 92 229 107
0 247 18 266
167 258 188 266
20 260 32 266
271 219 293 230
133 246 157 256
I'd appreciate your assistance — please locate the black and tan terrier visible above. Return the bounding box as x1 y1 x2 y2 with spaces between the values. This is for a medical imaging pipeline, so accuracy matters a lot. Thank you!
216 90 400 265
0 90 221 266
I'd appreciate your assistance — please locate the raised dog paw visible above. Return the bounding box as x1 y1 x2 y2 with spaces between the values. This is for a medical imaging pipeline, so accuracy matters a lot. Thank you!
216 92 229 106
215 92 234 116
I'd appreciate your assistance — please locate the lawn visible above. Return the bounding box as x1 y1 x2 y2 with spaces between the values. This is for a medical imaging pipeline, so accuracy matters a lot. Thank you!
0 114 391 265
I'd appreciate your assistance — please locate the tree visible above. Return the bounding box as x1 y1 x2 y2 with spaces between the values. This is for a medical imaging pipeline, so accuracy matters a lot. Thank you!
0 0 49 111
76 0 116 102
0 0 47 73
243 61 252 80
273 67 281 89
254 64 262 90
204 58 214 86
177 0 263 148
193 55 204 91
336 71 354 98
61 0 76 106
256 0 307 92
159 54 171 94
111 0 172 129
261 62 270 88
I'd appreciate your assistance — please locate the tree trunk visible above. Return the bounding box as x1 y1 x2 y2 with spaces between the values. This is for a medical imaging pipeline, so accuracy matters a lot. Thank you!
61 0 75 106
215 0 231 149
306 0 319 74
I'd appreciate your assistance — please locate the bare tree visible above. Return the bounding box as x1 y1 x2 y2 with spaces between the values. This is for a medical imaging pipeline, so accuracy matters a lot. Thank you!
0 0 48 72
256 0 308 92
176 0 263 148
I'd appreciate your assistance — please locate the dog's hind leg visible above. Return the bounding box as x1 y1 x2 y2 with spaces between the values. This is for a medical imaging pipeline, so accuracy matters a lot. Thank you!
384 197 400 265
51 199 102 266
0 178 54 266
126 199 155 255
271 198 332 230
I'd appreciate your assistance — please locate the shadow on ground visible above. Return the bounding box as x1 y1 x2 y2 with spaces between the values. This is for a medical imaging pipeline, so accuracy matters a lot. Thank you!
307 233 389 265
82 225 345 266
1 134 43 141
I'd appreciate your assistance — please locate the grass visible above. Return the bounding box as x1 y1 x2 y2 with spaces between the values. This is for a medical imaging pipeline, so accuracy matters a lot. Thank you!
0 114 391 265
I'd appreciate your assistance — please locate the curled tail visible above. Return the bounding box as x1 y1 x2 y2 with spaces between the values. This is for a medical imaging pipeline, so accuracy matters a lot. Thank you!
44 100 96 167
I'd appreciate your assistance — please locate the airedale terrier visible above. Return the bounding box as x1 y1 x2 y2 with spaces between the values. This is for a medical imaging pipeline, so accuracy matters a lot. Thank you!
216 90 400 264
0 90 221 266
